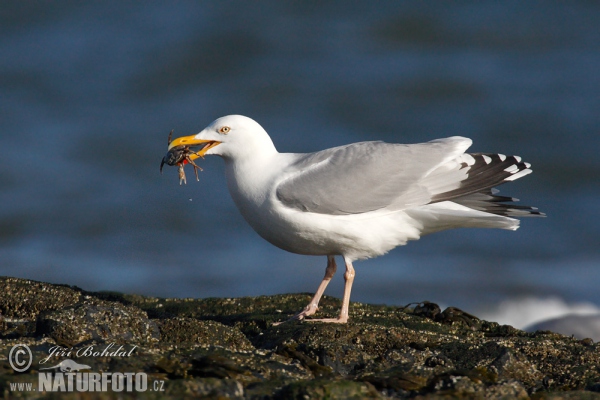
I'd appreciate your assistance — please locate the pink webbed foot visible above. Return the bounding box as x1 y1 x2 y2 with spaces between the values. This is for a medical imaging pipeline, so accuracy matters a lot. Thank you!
304 316 348 324
273 304 318 326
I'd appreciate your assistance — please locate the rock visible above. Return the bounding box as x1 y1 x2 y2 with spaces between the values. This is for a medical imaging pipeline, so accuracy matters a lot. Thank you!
0 277 81 320
36 298 160 347
274 379 380 399
485 379 529 399
167 377 244 398
490 347 543 387
158 318 254 352
1 276 600 399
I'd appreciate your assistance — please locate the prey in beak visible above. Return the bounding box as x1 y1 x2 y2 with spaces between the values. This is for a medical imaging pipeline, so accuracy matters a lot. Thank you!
160 130 221 185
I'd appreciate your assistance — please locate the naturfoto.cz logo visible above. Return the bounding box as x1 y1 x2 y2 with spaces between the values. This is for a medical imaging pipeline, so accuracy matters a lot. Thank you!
7 344 165 394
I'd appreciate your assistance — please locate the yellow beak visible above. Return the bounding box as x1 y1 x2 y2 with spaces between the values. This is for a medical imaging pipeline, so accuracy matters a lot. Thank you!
167 134 221 161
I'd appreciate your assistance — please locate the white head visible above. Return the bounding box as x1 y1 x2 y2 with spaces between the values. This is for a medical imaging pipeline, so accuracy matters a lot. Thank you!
167 115 277 161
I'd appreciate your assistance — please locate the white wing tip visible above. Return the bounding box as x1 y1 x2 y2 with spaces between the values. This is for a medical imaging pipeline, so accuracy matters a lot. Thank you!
505 168 532 181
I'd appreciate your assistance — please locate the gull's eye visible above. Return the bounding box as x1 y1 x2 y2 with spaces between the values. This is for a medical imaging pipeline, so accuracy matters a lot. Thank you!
218 126 230 134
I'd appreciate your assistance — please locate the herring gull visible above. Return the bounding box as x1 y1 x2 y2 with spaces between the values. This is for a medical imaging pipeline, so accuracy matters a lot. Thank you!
161 115 544 323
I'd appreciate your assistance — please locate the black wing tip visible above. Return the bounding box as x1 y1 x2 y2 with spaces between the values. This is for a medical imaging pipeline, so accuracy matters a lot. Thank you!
432 153 535 203
449 187 545 218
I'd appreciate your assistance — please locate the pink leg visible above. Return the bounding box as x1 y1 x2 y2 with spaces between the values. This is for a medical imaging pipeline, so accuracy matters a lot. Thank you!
306 257 355 323
273 256 337 325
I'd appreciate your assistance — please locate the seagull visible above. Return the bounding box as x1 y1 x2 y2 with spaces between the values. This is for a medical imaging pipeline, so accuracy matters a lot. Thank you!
162 115 544 324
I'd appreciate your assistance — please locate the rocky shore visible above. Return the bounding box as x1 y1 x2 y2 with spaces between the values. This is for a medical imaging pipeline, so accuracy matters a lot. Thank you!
1 276 599 399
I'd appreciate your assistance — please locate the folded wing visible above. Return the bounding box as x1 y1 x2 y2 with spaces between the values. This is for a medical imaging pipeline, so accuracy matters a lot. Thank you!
276 137 473 215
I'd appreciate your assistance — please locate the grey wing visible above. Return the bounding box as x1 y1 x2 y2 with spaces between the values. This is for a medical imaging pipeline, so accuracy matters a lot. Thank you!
275 137 473 215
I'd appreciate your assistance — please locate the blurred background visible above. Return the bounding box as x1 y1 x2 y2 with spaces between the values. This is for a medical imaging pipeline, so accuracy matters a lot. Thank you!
1 2 598 335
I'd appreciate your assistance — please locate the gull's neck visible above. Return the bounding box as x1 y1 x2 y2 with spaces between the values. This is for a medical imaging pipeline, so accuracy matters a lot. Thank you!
223 138 287 208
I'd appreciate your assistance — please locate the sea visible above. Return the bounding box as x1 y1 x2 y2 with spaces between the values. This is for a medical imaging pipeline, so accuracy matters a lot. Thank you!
1 2 599 335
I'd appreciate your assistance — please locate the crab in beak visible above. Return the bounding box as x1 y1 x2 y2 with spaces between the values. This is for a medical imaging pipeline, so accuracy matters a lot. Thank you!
160 130 221 185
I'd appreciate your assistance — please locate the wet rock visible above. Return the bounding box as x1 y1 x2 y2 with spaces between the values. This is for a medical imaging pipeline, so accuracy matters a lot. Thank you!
167 377 244 398
429 372 487 397
486 379 529 399
588 382 600 392
490 347 543 387
437 306 482 330
408 301 481 330
425 354 454 368
0 277 81 320
158 318 254 351
274 379 380 399
36 298 160 346
360 368 429 392
411 301 441 320
2 276 600 399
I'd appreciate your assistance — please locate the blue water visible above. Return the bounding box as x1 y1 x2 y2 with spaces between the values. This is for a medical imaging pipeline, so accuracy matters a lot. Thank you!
1 2 599 324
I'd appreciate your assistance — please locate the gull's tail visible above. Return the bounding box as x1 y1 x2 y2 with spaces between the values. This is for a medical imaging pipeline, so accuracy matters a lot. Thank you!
452 188 545 218
408 152 545 235
428 152 545 218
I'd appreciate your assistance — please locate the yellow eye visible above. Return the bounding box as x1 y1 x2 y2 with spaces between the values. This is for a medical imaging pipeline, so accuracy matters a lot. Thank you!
218 126 230 134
